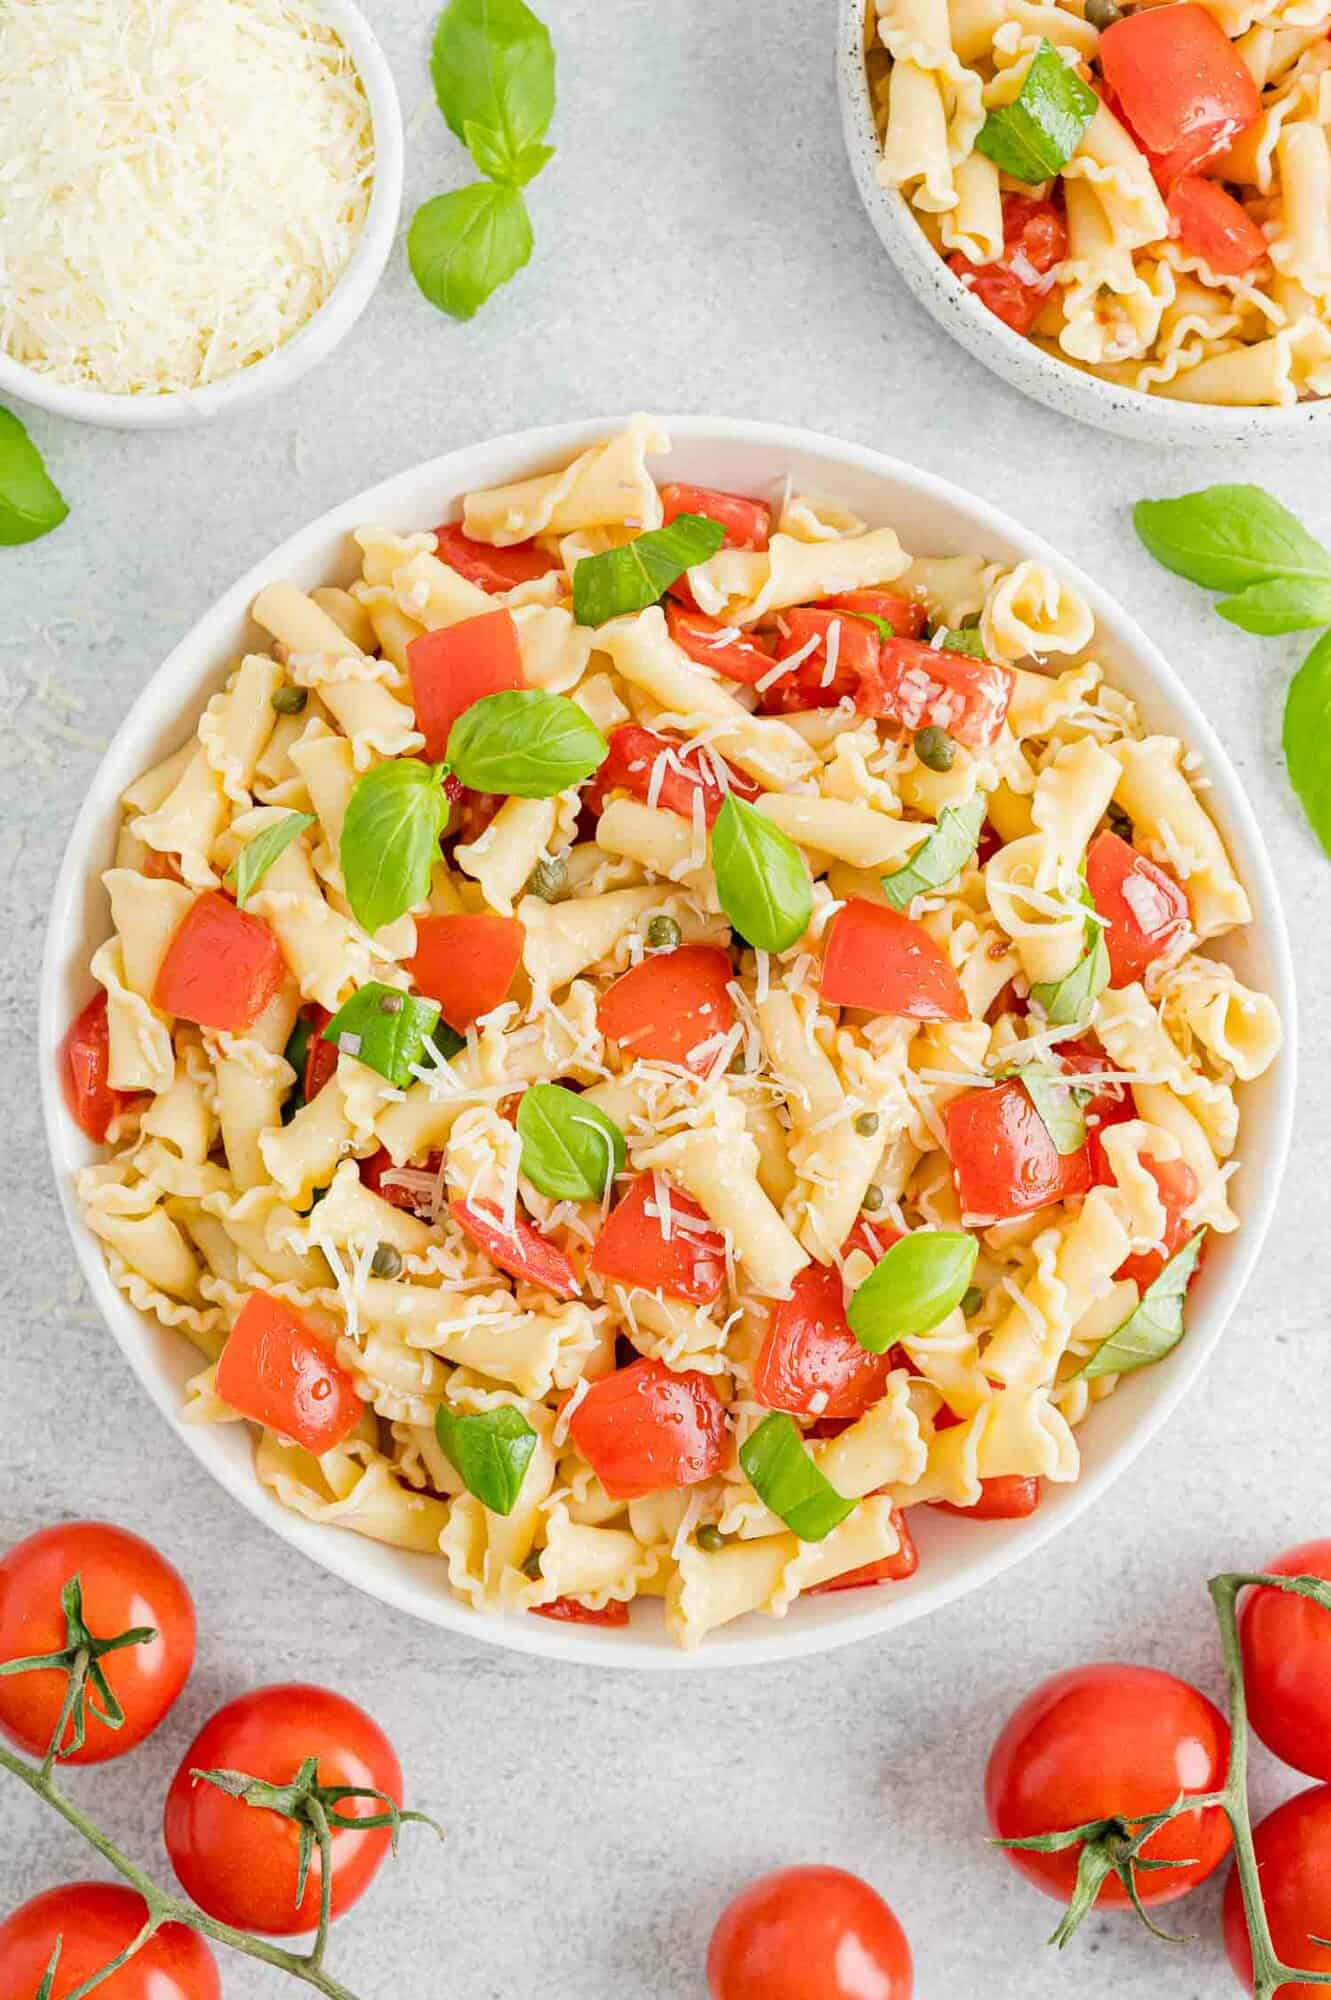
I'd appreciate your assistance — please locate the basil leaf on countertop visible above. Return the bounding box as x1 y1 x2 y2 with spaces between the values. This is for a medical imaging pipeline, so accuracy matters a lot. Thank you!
431 0 555 174
321 983 451 1089
435 1402 538 1515
409 181 534 322
847 1230 978 1353
1216 575 1331 636
880 793 985 911
446 689 607 796
0 407 69 547
227 812 314 909
572 514 727 628
711 794 812 953
1079 1230 1207 1379
340 759 450 935
1133 486 1331 595
975 40 1097 184
1283 629 1331 858
517 1083 626 1201
739 1413 856 1544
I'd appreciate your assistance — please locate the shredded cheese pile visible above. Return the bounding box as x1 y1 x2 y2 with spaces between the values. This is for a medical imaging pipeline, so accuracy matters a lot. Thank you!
0 0 375 396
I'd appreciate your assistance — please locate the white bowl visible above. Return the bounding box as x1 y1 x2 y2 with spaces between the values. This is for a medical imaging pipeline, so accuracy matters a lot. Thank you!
0 0 403 432
837 0 1331 445
39 415 1297 1667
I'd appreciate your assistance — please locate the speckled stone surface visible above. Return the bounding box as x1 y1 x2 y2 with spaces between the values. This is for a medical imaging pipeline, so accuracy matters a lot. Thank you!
2 3 1330 1995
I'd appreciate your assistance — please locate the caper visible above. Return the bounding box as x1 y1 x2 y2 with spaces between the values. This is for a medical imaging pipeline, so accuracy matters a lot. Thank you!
646 914 682 952
378 991 404 1015
914 725 957 773
854 1111 881 1137
525 855 568 903
696 1524 727 1553
861 1183 885 1213
1085 0 1122 27
521 1548 544 1579
961 1285 984 1317
1107 802 1134 842
272 684 308 716
370 1241 403 1280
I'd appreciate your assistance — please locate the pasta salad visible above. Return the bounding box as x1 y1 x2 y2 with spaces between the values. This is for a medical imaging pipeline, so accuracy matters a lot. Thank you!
64 417 1282 1649
867 0 1331 407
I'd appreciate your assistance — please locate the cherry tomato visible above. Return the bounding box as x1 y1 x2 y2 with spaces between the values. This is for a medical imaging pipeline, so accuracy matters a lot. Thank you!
665 603 775 685
1168 176 1267 275
450 1197 580 1300
568 1356 729 1501
986 1663 1232 1907
854 635 1014 749
0 1883 219 2000
949 194 1067 335
153 892 287 1036
591 1172 727 1303
707 1866 913 2000
818 589 928 639
935 1474 1042 1519
0 1522 195 1765
359 1145 445 1216
1115 1155 1199 1291
821 900 968 1021
1223 1785 1331 1997
597 945 736 1072
432 522 560 594
407 913 523 1031
660 483 771 551
757 609 880 713
62 990 128 1143
215 1290 361 1456
1085 831 1190 988
301 1004 339 1103
408 609 525 761
588 723 760 826
1099 3 1261 186
753 1261 895 1419
1240 1540 1331 1782
807 1510 919 1595
529 1597 630 1626
164 1684 403 1934
946 1075 1093 1223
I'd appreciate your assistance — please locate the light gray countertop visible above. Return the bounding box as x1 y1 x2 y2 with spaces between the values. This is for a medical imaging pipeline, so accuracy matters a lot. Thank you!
2 3 1328 1995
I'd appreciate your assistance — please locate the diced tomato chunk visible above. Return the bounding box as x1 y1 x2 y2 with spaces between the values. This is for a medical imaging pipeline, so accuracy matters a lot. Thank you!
1116 1156 1201 1291
1167 176 1267 275
821 900 968 1022
597 945 736 1073
450 1197 580 1300
665 602 776 685
359 1146 445 1215
808 1510 919 1594
408 609 524 762
854 635 1014 749
948 195 1068 336
757 608 881 714
297 1005 338 1103
62 990 129 1143
568 1355 729 1500
587 724 760 828
659 484 771 551
946 1074 1093 1224
1086 831 1191 988
1099 3 1261 187
754 1264 894 1420
407 913 523 1032
591 1173 727 1304
216 1290 361 1455
153 891 287 1035
1057 1041 1138 1184
935 1475 1042 1520
818 589 929 639
529 1597 630 1627
432 522 560 594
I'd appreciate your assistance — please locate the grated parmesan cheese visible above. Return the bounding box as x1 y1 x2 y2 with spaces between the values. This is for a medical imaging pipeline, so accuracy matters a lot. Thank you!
0 0 374 396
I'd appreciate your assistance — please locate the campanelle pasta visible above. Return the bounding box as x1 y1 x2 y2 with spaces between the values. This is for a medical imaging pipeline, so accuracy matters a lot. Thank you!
64 420 1281 1649
868 0 1331 406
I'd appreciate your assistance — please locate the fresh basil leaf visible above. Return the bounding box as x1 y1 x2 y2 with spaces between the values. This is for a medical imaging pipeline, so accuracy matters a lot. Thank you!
0 406 69 547
937 627 988 659
446 689 607 796
435 1403 538 1515
711 795 812 953
739 1413 856 1543
321 983 449 1089
1283 628 1331 858
1079 1230 1207 1379
1000 1060 1087 1155
1133 486 1331 595
431 0 555 170
847 1230 978 1353
880 793 985 911
341 759 449 934
572 514 727 628
1216 575 1331 636
1030 893 1110 1026
517 1083 625 1200
975 40 1096 183
227 812 315 909
463 119 554 185
409 181 533 321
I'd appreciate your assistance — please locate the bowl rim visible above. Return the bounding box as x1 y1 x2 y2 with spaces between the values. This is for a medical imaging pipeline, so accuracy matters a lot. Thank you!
0 0 405 431
836 0 1331 443
39 412 1299 1669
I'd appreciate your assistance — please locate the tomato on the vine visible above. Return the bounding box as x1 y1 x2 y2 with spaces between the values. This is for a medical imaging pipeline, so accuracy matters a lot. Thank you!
0 1883 218 1999
0 1522 195 1764
707 1866 913 2000
1240 1539 1331 1782
986 1664 1232 1906
1223 1785 1331 1997
163 1683 403 1934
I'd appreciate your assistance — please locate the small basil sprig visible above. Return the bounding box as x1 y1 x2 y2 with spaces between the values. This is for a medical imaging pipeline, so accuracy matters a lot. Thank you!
341 761 451 935
322 983 456 1089
227 812 314 909
1030 892 1109 1027
572 515 727 628
1134 486 1331 634
880 794 985 911
739 1413 856 1543
411 0 556 320
711 795 811 952
0 406 69 547
435 1403 538 1514
448 690 607 795
847 1230 978 1353
517 1083 625 1200
975 40 1096 184
1000 1059 1089 1155
1078 1230 1207 1379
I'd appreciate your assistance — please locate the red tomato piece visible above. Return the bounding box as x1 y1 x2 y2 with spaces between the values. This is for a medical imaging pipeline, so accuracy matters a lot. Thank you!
588 723 760 827
854 635 1015 748
529 1597 630 1627
1224 1785 1331 1997
163 1684 402 1935
62 990 128 1143
948 195 1068 335
300 1004 338 1102
842 1216 905 1264
1167 175 1267 274
152 891 286 1035
660 483 771 550
818 589 929 639
708 1866 913 2000
0 1884 219 2000
0 1522 195 1765
568 1355 729 1500
597 944 736 1072
1086 830 1191 987
1099 3 1261 186
359 1145 445 1215
450 1196 580 1299
432 521 560 594
808 1510 920 1594
407 608 525 762
1115 1155 1200 1290
821 900 968 1022
753 1262 894 1419
935 1475 1042 1519
407 913 523 1032
987 1664 1233 1908
215 1290 361 1455
757 608 880 714
946 1076 1093 1223
1240 1541 1331 1784
665 601 776 684
591 1173 727 1304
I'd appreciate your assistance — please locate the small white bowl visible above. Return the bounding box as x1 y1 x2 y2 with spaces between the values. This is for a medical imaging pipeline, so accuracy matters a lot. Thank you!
837 0 1331 444
0 0 403 432
40 415 1297 1667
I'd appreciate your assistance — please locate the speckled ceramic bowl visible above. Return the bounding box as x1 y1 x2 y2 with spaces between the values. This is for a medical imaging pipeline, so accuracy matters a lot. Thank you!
838 0 1331 444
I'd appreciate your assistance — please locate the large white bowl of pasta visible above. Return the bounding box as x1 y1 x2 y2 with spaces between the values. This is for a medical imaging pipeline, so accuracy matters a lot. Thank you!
841 0 1331 442
40 414 1295 1667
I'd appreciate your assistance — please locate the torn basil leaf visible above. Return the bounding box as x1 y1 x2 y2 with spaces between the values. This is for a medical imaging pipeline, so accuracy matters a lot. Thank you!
1078 1230 1207 1378
880 794 985 911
